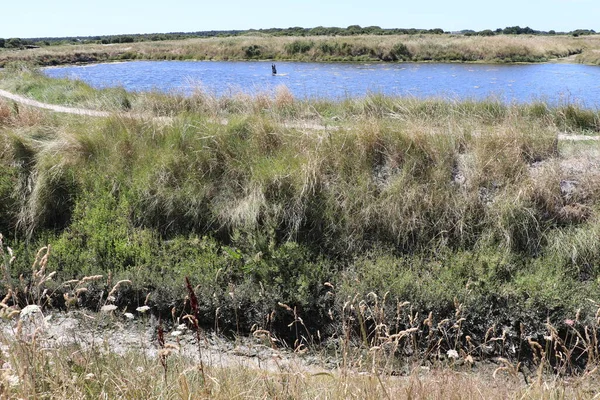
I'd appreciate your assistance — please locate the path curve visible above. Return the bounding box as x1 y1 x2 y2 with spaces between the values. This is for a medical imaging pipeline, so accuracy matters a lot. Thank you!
0 89 112 117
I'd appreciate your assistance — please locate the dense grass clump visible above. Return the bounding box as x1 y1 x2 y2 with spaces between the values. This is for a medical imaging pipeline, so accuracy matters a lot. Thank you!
1 70 600 355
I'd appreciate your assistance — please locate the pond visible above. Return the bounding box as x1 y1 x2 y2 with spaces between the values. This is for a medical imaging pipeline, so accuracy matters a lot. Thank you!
44 60 600 107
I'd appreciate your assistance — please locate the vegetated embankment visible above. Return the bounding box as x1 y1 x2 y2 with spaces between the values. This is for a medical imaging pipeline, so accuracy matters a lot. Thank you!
2 67 600 376
1 33 599 66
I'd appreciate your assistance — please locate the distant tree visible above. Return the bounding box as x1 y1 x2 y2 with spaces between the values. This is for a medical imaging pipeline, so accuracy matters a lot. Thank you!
309 26 325 35
0 38 4 48
364 26 383 34
502 26 538 35
570 29 596 36
428 28 445 34
478 29 495 36
346 25 363 35
521 26 536 34
548 30 556 35
5 38 23 49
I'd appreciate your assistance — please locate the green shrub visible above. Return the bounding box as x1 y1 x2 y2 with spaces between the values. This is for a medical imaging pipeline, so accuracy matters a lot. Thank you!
557 104 600 132
0 166 19 234
243 44 262 58
285 40 314 55
5 38 24 49
390 43 412 61
318 42 338 55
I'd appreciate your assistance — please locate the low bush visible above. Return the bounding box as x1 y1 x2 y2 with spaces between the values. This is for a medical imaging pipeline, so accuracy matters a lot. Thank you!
284 40 314 55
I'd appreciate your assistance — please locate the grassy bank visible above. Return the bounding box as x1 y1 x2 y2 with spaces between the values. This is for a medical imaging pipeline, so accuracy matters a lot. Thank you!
1 33 599 66
574 49 600 65
1 68 600 368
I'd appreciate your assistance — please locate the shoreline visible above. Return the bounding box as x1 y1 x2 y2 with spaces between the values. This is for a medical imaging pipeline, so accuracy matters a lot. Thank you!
2 33 598 67
31 53 591 69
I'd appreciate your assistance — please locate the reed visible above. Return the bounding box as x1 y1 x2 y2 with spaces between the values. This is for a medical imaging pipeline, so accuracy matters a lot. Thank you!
1 70 600 372
2 33 600 66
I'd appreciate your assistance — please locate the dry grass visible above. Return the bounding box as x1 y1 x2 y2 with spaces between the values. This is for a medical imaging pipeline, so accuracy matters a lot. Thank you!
2 72 600 400
1 33 599 66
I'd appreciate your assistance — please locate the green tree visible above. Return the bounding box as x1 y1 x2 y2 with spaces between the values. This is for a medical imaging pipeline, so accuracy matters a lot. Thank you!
5 38 23 49
346 25 363 35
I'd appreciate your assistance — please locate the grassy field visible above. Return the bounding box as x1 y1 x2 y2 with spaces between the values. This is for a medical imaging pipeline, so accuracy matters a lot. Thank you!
1 66 600 397
1 33 600 66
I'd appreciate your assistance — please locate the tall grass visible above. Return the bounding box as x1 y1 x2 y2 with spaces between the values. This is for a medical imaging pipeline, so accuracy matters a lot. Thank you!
1 72 600 358
1 33 599 66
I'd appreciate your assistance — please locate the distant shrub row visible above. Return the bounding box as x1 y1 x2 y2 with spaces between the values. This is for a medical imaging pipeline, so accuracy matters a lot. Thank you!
2 25 596 50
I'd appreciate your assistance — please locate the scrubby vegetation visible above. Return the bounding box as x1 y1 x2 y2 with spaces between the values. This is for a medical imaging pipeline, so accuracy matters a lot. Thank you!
1 66 600 378
1 230 600 398
0 25 596 49
1 32 599 66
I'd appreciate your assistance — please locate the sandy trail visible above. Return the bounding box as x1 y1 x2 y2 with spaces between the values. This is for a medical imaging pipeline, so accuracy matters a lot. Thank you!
0 89 112 117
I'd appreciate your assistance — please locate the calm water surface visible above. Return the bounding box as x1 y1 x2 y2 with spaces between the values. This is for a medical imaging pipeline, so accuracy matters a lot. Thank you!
44 61 600 107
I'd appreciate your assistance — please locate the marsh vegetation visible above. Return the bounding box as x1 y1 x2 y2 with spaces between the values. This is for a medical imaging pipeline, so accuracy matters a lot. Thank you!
1 33 600 67
1 65 600 397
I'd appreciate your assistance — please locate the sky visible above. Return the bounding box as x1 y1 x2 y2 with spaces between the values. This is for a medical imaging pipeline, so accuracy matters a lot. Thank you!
1 0 599 39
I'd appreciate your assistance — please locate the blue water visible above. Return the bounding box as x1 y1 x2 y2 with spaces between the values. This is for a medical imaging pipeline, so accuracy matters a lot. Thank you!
44 61 600 107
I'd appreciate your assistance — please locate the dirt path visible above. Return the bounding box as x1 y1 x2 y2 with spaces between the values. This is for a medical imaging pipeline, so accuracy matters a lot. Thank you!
558 133 600 141
0 310 335 375
0 89 112 117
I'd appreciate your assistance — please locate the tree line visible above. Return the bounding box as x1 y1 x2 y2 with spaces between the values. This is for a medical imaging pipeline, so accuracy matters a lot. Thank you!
0 26 597 50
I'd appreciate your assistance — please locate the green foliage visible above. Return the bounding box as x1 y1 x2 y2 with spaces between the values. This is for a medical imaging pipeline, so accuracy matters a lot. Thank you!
390 42 412 61
502 26 538 35
556 105 600 132
2 73 600 342
285 40 314 55
318 42 338 55
478 29 496 36
571 29 596 37
5 38 24 49
243 44 262 58
0 166 19 235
